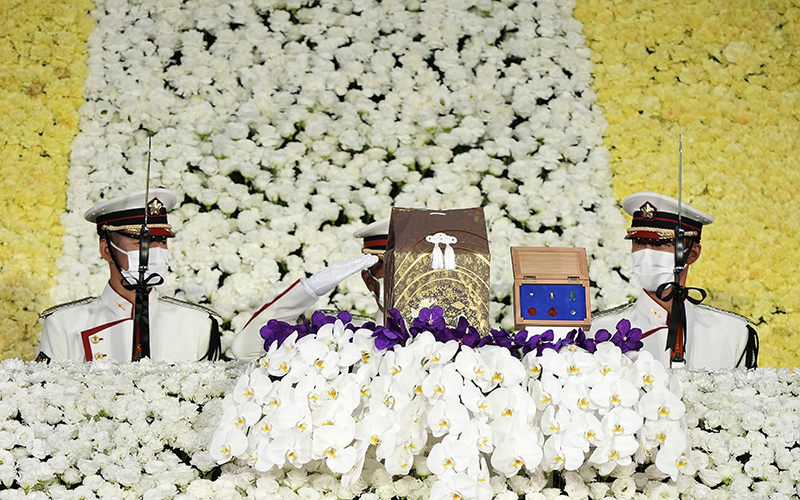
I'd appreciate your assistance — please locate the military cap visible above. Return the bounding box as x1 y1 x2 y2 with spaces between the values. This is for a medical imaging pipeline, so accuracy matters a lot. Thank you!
623 191 714 241
353 218 390 255
85 188 178 238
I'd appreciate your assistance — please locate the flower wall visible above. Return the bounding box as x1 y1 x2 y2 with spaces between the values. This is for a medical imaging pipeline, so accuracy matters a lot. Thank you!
0 0 94 360
574 0 800 368
1 359 799 499
52 0 636 352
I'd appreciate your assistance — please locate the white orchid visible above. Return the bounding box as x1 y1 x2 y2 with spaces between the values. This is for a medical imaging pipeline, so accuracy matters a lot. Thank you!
209 427 248 464
430 470 479 500
408 332 460 370
530 372 563 410
637 386 686 422
233 367 273 404
589 376 640 413
632 351 670 390
564 410 605 454
312 424 358 474
315 320 362 368
655 432 694 481
560 377 596 413
422 364 464 402
218 401 262 432
427 434 476 475
356 407 400 460
264 427 313 469
543 433 586 471
490 421 544 477
261 332 302 379
455 345 525 392
460 381 495 422
428 400 471 438
378 347 426 396
592 342 627 378
296 336 343 380
588 407 644 474
487 385 537 440
541 344 599 384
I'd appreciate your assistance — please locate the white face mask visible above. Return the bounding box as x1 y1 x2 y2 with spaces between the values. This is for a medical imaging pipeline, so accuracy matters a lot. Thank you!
368 269 384 309
631 248 676 291
110 241 170 284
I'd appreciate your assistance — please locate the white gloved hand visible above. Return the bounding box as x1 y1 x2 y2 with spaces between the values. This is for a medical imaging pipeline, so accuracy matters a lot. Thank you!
301 254 379 298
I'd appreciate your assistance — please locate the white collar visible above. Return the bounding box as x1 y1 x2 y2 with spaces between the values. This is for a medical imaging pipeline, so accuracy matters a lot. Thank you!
100 281 159 318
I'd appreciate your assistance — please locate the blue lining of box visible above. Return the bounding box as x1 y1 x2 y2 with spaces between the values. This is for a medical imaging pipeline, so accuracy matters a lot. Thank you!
519 284 587 321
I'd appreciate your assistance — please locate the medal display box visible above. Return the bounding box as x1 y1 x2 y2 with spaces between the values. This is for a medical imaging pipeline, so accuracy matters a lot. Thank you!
511 247 592 330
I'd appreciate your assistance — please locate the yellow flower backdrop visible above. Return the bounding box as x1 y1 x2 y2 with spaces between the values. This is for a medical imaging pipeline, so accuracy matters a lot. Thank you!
575 0 800 367
1 0 798 368
0 0 93 359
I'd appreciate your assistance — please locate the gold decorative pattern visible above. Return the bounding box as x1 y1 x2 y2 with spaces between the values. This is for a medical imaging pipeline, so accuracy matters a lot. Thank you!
626 227 698 239
391 252 491 334
100 223 173 234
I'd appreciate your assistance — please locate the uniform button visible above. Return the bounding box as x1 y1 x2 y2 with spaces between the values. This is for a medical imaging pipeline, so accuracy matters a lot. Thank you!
650 308 662 318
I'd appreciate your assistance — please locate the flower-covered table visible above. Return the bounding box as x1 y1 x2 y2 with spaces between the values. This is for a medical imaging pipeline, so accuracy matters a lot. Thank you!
1 312 798 499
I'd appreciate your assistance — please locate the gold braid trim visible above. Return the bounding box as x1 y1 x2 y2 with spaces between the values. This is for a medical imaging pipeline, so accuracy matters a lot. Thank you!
626 227 698 239
361 248 385 256
101 223 173 233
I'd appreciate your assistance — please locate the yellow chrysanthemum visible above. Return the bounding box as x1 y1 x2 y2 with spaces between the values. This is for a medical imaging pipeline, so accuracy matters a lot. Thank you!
576 0 800 367
0 0 94 360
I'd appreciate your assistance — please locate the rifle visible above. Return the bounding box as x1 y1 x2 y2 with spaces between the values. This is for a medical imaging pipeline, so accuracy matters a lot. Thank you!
122 135 164 360
655 136 706 367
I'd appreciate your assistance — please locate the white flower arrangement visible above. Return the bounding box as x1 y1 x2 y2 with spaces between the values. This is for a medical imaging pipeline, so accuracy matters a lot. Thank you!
2 346 799 498
55 0 639 354
0 358 244 499
209 312 691 499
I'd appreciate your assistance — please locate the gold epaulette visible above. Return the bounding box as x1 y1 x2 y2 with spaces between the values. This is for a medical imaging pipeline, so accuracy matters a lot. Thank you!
159 296 222 319
593 303 634 319
39 297 96 319
696 304 755 325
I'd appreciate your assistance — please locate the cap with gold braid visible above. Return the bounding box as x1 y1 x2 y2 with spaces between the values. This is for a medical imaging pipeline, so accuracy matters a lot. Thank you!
85 188 178 238
622 192 713 242
353 218 389 256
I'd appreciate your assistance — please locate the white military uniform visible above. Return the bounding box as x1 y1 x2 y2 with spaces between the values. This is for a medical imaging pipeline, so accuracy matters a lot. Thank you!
591 290 753 369
230 218 390 361
590 191 758 369
39 283 219 362
230 279 319 361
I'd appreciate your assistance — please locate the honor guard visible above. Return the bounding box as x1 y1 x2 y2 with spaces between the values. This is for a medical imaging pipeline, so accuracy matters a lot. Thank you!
230 218 389 361
590 192 758 369
37 188 222 362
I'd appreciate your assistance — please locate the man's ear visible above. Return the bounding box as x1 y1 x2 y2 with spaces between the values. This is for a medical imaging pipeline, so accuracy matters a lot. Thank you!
99 237 114 265
686 242 701 265
361 269 373 292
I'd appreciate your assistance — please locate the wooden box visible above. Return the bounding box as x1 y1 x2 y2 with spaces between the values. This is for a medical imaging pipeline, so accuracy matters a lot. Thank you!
511 247 592 330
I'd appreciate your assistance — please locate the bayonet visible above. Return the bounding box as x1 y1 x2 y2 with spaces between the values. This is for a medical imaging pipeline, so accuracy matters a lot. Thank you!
130 134 154 361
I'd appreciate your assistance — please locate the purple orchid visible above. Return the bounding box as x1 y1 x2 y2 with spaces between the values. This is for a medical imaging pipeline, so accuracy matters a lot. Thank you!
413 306 447 334
371 309 410 351
258 308 645 361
